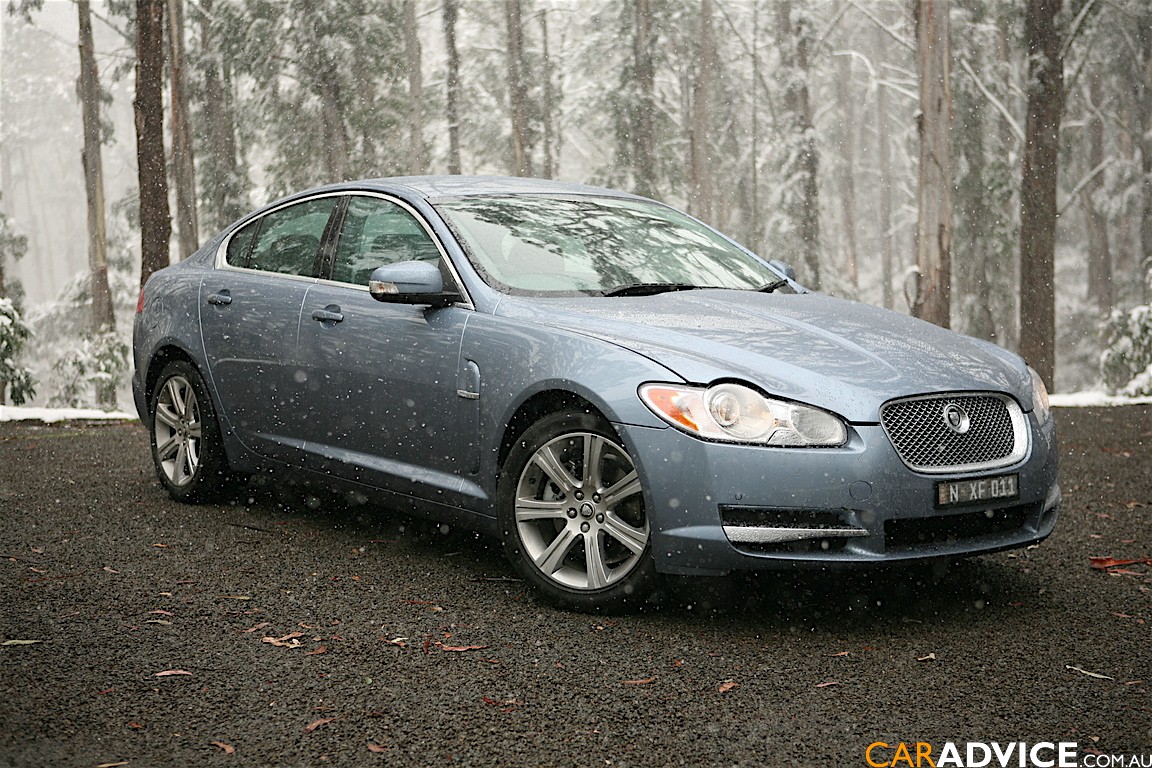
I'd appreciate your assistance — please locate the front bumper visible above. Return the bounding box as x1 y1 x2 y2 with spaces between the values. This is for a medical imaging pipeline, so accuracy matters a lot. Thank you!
617 416 1059 576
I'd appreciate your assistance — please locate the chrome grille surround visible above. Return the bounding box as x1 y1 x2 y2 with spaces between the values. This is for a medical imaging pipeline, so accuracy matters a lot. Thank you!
880 393 1028 474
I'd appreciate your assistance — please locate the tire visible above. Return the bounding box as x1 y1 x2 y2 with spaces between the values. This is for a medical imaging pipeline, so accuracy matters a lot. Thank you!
149 360 232 503
497 410 658 612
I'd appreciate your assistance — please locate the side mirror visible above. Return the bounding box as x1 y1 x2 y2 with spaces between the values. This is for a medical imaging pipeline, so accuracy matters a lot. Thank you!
768 259 797 281
368 261 461 307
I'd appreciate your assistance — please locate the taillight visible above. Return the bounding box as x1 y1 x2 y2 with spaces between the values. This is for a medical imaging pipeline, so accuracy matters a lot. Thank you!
136 288 145 315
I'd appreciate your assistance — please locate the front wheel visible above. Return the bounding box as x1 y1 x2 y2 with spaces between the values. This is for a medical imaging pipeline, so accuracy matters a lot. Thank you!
497 411 657 612
149 360 232 503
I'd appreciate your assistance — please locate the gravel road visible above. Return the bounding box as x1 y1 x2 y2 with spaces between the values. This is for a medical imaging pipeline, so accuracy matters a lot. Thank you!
1 406 1149 767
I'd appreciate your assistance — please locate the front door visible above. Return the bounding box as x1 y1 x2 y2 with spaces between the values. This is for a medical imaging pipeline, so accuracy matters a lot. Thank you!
292 194 480 507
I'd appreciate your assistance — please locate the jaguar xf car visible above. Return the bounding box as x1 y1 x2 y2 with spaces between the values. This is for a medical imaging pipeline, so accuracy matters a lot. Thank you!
132 176 1060 611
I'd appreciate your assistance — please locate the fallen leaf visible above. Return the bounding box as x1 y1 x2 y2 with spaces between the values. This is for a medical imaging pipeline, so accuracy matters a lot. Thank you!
815 681 839 688
1 639 44 646
1066 665 1114 680
152 543 170 548
382 637 407 647
305 646 328 656
1108 569 1144 576
718 681 739 693
829 651 851 658
218 595 252 601
1090 556 1152 570
304 717 336 734
242 622 271 633
209 741 235 755
145 620 172 626
149 610 174 616
30 547 44 554
95 762 129 768
103 566 120 574
437 643 488 652
154 669 192 677
1124 680 1144 686
128 721 144 729
917 653 937 662
367 742 387 753
622 676 657 685
262 632 305 648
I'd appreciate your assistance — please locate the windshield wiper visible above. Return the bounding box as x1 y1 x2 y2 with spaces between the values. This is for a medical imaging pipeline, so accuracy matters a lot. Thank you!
602 282 705 297
756 279 791 293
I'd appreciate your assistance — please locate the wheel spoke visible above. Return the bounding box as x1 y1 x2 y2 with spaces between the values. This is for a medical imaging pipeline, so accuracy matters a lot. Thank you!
164 378 186 419
155 403 181 431
602 511 648 555
600 470 641 510
582 435 606 492
156 435 180 462
515 497 570 522
532 443 582 495
584 531 611 589
534 525 580 575
174 441 190 483
180 385 197 422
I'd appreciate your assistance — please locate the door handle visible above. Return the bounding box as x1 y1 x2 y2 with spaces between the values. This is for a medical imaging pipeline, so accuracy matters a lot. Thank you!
207 291 232 306
311 308 344 323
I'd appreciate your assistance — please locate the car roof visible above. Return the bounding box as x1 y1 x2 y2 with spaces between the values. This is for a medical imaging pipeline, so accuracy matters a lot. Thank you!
302 175 645 202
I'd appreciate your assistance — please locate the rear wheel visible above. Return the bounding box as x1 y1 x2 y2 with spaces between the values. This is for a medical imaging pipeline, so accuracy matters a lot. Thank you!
498 411 657 612
149 360 231 502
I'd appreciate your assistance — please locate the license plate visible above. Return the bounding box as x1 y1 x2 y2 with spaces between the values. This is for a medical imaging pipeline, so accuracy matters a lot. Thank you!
936 474 1019 507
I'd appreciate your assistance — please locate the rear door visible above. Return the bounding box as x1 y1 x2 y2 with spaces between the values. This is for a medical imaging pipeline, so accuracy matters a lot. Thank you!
292 193 481 506
199 194 340 462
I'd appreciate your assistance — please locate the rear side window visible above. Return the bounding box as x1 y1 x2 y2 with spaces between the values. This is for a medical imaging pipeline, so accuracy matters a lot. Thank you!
231 197 335 277
331 196 443 286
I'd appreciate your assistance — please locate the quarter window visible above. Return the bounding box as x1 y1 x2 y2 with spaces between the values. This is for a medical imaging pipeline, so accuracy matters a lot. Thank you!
331 196 443 286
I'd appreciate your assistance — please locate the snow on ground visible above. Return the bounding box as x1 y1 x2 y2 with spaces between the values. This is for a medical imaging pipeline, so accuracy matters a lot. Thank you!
1049 391 1152 408
0 406 137 423
1 393 1149 425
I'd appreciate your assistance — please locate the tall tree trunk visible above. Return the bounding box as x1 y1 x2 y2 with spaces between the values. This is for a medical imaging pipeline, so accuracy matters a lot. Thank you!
1139 22 1152 301
688 0 716 224
912 0 952 329
835 53 859 295
633 0 657 197
136 0 172 291
167 0 198 259
504 0 533 177
538 9 555 180
443 0 462 175
776 0 820 288
1083 77 1112 316
78 0 114 343
876 29 895 310
1018 0 1064 387
197 0 245 233
404 0 427 174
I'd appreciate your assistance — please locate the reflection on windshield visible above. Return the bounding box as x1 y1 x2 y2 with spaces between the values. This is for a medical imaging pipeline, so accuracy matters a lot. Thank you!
435 196 779 296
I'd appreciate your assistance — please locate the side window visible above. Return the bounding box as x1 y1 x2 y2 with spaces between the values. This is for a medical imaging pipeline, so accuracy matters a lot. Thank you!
331 196 443 286
245 198 334 277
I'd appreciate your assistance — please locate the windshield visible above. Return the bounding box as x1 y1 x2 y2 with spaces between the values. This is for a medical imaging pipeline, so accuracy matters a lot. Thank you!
434 195 784 296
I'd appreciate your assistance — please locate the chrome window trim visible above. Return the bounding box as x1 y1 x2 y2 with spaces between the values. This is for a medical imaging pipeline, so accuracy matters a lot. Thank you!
880 392 1030 475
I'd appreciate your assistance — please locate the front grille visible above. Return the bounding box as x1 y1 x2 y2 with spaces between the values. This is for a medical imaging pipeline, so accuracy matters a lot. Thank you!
881 393 1027 474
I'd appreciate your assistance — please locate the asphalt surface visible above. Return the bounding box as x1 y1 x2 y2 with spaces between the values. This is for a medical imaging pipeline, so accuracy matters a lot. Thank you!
1 406 1149 767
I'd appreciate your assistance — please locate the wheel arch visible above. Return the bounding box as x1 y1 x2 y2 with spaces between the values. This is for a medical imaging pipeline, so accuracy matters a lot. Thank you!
497 389 608 474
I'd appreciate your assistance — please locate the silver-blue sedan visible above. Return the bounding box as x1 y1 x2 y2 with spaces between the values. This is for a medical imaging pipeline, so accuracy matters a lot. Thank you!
132 176 1060 612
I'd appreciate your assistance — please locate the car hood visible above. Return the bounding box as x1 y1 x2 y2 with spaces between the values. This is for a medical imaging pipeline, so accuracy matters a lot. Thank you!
496 290 1032 423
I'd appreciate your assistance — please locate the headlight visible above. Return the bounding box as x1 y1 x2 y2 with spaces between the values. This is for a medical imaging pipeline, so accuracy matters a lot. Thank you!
639 382 847 447
1029 367 1051 425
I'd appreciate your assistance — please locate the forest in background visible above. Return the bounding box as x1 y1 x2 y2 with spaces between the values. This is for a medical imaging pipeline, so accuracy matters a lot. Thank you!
2 0 1152 410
